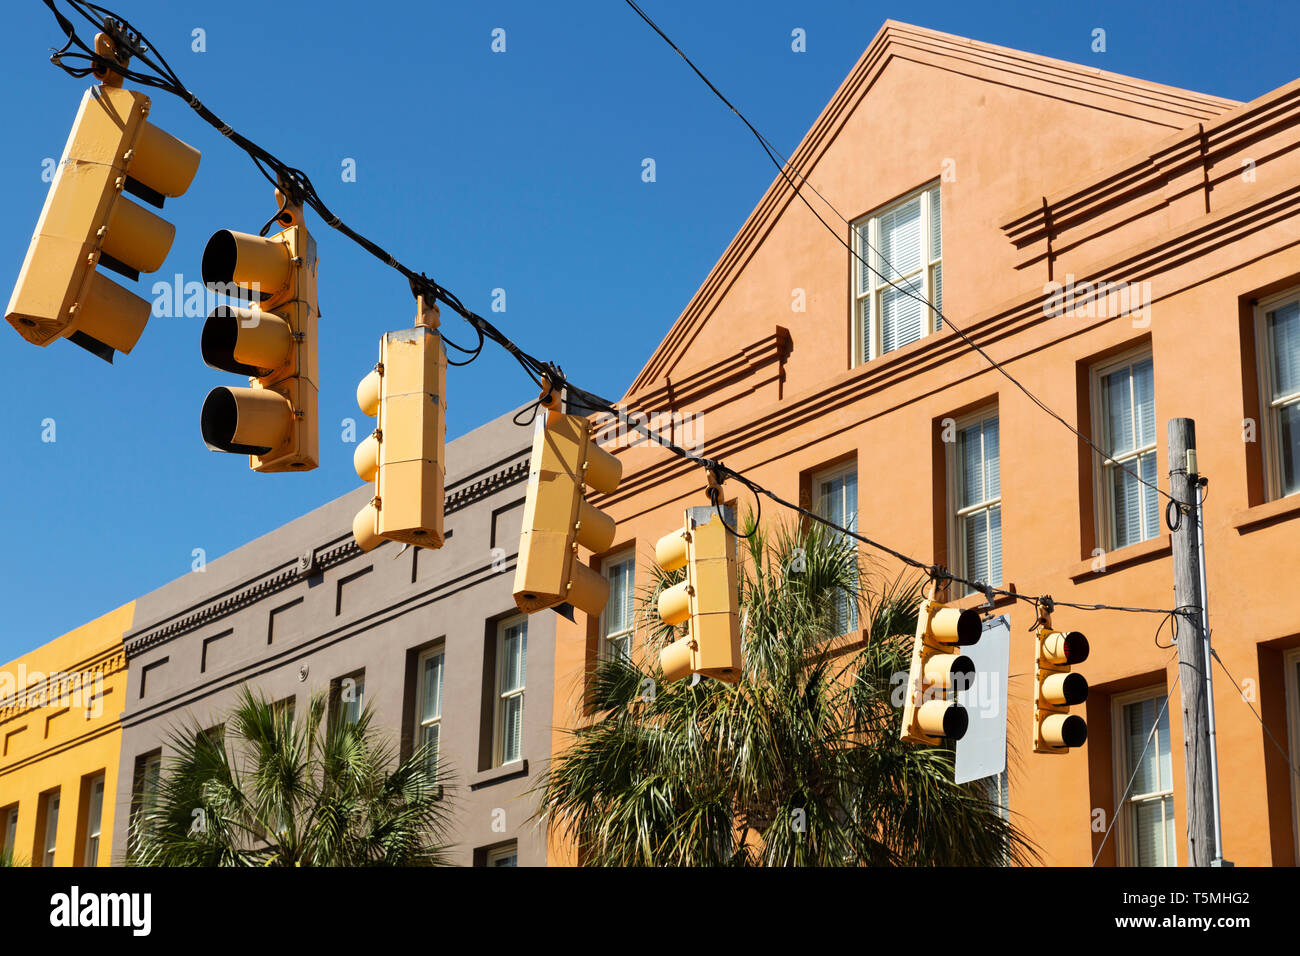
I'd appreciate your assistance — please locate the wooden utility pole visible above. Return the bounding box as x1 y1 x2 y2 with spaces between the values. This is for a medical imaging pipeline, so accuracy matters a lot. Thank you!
1167 418 1224 866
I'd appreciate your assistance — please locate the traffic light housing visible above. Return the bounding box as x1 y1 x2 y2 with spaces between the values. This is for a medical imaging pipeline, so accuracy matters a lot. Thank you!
899 596 981 744
655 505 742 684
513 400 622 618
1034 621 1089 753
199 193 318 472
5 35 199 361
351 299 447 552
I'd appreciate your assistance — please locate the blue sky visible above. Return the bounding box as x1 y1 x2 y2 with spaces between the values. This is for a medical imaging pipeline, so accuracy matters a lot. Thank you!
1 0 1296 660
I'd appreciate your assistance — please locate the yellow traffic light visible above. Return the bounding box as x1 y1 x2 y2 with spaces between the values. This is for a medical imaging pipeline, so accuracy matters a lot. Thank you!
1034 617 1089 754
655 505 742 684
351 298 448 553
199 192 318 472
513 399 622 618
5 51 200 361
899 596 981 744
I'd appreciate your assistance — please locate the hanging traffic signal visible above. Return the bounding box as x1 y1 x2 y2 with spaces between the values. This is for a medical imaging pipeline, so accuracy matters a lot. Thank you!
351 297 448 552
899 594 981 744
513 391 622 618
199 191 318 472
5 30 199 361
1034 610 1089 753
655 505 742 684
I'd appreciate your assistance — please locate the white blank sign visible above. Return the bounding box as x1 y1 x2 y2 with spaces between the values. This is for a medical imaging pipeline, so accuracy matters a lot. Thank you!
954 615 1010 785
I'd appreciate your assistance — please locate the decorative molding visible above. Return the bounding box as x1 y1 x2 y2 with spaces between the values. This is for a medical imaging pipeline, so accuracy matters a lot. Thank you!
122 453 532 660
0 648 126 724
1002 78 1300 271
446 457 529 516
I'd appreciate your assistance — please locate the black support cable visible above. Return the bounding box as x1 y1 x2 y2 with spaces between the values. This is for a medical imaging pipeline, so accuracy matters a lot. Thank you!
36 0 1180 621
621 0 1183 511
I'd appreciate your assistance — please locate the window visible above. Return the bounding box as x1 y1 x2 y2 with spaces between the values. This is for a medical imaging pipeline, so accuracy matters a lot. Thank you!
130 751 162 853
1257 291 1300 499
39 790 60 867
331 670 366 726
950 411 1001 593
83 774 105 867
1 806 17 862
486 842 519 867
494 617 528 766
1093 351 1158 550
1114 688 1176 866
601 553 636 661
1285 647 1300 864
853 183 942 364
416 647 445 771
813 464 858 633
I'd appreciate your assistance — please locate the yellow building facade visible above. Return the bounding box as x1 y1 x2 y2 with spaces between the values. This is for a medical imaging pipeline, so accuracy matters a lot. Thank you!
0 602 134 867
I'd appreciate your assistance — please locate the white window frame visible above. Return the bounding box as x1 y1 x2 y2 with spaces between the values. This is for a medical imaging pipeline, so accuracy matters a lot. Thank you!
415 645 445 770
1255 288 1300 501
946 408 1001 595
600 551 636 662
852 182 943 365
83 773 105 867
493 616 528 767
486 842 518 867
1284 646 1300 864
812 462 859 634
40 790 60 867
333 670 366 726
1091 347 1159 552
1112 685 1177 867
1 806 17 860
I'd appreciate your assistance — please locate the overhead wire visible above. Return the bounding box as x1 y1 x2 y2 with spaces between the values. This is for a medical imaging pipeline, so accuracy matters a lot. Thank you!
37 0 1180 620
621 0 1183 513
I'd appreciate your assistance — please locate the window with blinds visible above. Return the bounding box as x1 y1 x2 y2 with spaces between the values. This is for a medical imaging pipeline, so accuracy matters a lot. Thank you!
417 648 445 772
39 790 59 867
1115 689 1176 866
1258 293 1300 499
813 464 858 634
853 183 942 365
0 806 17 863
952 411 1001 594
601 554 636 661
330 670 366 727
83 773 105 867
129 751 161 856
495 617 527 766
1094 351 1159 550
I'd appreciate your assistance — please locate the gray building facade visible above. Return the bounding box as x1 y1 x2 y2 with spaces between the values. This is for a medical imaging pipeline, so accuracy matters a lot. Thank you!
110 409 553 866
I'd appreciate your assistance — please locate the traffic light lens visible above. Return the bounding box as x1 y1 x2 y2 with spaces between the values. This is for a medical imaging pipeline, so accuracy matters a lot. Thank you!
1060 714 1088 747
955 609 981 646
1060 672 1089 705
943 704 969 741
201 230 239 287
1062 632 1089 664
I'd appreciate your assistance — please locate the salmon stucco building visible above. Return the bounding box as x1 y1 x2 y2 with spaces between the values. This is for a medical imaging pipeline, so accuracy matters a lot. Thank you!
0 603 134 866
549 22 1300 866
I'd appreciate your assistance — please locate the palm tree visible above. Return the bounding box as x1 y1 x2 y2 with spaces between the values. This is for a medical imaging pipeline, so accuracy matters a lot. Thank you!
127 686 454 866
535 514 1036 866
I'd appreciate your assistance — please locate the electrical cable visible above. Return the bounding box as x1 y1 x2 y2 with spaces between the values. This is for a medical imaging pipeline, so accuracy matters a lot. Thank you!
621 0 1184 512
1211 649 1300 787
36 0 1182 621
